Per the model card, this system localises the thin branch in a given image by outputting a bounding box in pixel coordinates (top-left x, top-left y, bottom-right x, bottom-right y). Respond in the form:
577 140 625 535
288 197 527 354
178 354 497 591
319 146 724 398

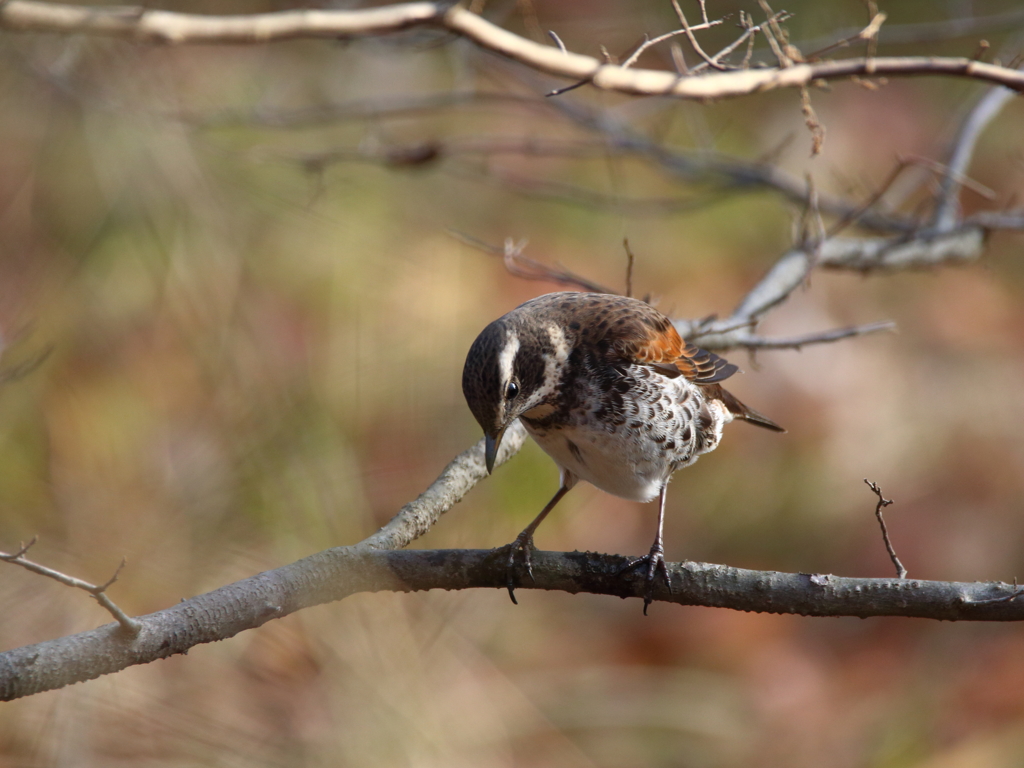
0 541 141 634
447 165 709 216
1 2 1023 99
805 11 887 60
620 17 724 70
688 10 781 74
800 87 826 156
547 29 566 54
691 321 896 352
448 231 617 294
865 479 907 579
934 65 1023 231
756 0 793 68
623 238 635 298
670 0 729 71
826 158 915 238
798 6 1024 53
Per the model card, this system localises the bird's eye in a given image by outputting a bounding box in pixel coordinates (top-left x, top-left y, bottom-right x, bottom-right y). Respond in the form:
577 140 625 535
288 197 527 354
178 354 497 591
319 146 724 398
505 381 520 400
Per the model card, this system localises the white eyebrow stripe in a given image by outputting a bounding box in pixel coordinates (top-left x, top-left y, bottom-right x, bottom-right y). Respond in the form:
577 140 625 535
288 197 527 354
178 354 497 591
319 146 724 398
497 331 520 390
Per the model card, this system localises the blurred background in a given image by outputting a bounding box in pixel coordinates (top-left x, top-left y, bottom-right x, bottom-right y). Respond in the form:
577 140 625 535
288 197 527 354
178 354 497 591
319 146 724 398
1 0 1024 765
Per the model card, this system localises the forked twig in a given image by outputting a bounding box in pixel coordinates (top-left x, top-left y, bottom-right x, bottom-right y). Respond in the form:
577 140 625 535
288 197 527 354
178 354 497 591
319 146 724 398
449 230 616 294
0 538 141 634
671 0 729 71
865 479 907 579
621 17 724 70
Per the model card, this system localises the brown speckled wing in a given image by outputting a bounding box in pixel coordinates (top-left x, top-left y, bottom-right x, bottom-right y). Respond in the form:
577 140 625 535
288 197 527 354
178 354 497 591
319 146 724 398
602 301 738 384
526 292 780 429
526 292 738 383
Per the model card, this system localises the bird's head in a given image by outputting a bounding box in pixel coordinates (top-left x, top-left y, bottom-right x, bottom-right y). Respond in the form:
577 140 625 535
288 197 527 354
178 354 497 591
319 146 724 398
462 309 567 473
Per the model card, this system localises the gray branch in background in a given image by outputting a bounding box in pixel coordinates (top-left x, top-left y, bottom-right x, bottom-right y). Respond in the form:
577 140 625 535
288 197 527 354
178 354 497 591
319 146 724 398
686 225 986 351
934 68 1024 231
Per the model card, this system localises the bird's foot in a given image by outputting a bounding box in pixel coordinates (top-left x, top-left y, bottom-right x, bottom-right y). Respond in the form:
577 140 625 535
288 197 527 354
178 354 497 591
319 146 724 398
619 541 673 615
502 532 537 605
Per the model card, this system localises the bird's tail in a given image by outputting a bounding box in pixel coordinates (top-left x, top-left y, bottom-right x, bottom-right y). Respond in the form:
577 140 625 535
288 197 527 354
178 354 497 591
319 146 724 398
706 384 786 433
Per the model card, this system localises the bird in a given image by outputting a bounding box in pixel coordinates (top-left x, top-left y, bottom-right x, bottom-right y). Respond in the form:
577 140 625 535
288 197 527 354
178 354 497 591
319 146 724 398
462 291 784 613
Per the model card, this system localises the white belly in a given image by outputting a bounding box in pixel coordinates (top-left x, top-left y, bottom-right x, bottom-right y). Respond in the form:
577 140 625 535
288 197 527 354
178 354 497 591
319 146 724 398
522 421 669 502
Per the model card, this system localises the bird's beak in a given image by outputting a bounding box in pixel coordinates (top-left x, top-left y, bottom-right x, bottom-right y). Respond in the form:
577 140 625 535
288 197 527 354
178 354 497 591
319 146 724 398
484 427 506 474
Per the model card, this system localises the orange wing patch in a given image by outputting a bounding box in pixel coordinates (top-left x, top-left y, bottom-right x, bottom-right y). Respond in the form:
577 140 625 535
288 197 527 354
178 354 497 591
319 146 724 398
623 323 738 384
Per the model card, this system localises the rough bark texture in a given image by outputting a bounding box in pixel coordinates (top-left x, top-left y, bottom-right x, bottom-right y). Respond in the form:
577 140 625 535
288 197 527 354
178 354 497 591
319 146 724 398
4 547 1024 701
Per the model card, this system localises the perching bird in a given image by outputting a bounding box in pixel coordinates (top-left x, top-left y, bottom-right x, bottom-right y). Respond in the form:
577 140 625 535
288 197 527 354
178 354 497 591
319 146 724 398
462 292 784 612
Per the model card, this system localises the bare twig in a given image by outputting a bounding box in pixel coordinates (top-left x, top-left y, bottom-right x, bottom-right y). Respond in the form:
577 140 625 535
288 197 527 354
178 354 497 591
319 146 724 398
546 79 592 97
623 238 635 298
688 10 781 74
448 231 617 294
805 11 886 60
796 173 826 268
800 87 826 156
691 321 896 352
670 0 729 71
826 159 914 238
865 479 907 579
757 0 793 68
798 7 1024 54
669 41 688 74
740 12 758 69
934 64 1023 231
1 3 1023 99
547 29 566 54
620 16 723 70
0 540 141 634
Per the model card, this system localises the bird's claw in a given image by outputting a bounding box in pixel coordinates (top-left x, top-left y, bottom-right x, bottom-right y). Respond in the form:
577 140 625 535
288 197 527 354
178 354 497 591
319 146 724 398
619 542 673 615
504 532 536 604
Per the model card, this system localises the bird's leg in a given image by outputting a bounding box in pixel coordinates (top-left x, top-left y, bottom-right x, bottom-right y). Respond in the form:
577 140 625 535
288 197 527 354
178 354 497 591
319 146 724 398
505 484 571 604
620 485 673 615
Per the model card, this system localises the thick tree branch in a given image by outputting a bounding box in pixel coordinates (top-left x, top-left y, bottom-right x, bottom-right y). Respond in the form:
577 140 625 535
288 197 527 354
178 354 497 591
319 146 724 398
2 2 1024 99
5 546 1024 701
